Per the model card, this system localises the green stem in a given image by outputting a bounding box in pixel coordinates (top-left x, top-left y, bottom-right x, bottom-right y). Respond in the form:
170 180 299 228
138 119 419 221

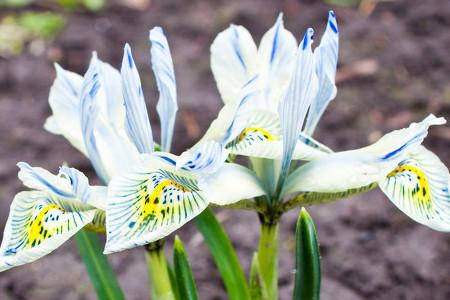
257 221 279 300
145 242 176 300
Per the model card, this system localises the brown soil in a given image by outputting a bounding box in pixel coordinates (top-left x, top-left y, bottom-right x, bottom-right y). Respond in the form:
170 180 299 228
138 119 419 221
0 0 449 299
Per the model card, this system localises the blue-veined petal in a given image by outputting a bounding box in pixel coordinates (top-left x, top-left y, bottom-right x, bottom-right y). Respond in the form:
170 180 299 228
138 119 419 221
177 141 229 174
211 24 258 104
44 64 87 155
105 154 208 253
305 10 339 136
80 55 110 183
121 44 154 154
380 146 450 231
278 28 318 181
282 115 446 196
258 13 297 104
0 191 95 272
150 27 178 152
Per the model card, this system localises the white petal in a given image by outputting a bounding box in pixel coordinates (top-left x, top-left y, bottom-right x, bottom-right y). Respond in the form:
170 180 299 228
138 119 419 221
44 64 87 156
278 28 318 177
0 191 95 272
200 163 266 205
211 24 258 104
150 27 178 152
80 56 110 183
177 141 228 175
305 11 339 135
105 154 207 253
257 13 297 104
283 115 446 196
380 146 450 231
121 44 154 154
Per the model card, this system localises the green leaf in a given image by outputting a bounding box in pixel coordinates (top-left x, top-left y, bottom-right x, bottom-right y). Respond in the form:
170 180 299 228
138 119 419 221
166 259 181 300
293 208 321 300
74 229 125 300
249 253 269 300
194 208 250 300
17 12 65 40
173 236 199 300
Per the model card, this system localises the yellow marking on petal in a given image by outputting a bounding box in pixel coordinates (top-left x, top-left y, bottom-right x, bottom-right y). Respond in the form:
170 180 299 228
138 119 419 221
134 179 190 229
27 204 64 248
238 127 275 142
387 165 431 208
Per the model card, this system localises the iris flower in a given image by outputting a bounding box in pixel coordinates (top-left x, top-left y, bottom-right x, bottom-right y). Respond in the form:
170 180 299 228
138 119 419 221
200 11 450 230
0 162 103 271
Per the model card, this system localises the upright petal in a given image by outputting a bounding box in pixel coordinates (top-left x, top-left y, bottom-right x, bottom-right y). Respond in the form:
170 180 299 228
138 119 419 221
305 11 339 135
121 44 154 154
150 27 178 152
211 24 258 104
105 154 208 253
258 13 297 104
0 191 95 272
278 28 318 180
44 64 87 156
380 146 450 231
80 56 110 183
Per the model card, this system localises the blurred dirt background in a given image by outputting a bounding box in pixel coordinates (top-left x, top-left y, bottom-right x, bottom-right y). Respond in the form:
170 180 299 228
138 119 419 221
0 0 449 299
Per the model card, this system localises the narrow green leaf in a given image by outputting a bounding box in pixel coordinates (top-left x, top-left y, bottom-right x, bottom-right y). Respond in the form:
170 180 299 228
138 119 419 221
166 259 181 300
249 252 269 300
74 229 125 300
194 208 251 300
173 236 199 300
293 208 321 300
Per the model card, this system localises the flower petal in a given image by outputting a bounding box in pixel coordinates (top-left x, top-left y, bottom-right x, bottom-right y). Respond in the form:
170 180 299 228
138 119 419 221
380 146 450 231
283 115 446 196
80 56 110 183
44 64 87 156
305 11 339 135
258 13 297 104
278 28 318 177
211 24 258 104
150 27 178 152
0 191 95 272
200 163 266 205
177 141 228 175
105 154 208 253
121 44 154 154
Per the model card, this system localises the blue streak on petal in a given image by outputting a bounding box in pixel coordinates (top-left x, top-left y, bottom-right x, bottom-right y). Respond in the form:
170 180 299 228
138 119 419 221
270 14 283 64
150 27 178 152
121 43 154 154
231 25 246 69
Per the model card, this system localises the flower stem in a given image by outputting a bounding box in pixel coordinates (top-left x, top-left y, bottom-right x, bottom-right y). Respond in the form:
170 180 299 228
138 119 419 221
145 241 176 300
257 221 279 300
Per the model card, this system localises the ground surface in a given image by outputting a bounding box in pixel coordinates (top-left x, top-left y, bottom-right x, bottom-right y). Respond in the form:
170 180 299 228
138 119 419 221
0 0 449 299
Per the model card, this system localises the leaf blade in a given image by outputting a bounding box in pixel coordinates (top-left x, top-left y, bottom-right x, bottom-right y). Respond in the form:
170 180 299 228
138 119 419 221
173 236 199 300
74 229 124 300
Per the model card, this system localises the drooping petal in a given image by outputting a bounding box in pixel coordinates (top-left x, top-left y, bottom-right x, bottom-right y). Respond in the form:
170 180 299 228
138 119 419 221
304 11 339 136
17 162 89 201
258 13 297 104
360 114 446 161
0 191 95 272
105 154 208 253
278 28 318 179
211 24 258 104
121 44 154 154
200 163 266 205
282 115 446 196
177 141 228 175
80 56 110 183
44 64 87 156
150 27 178 152
380 146 450 231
